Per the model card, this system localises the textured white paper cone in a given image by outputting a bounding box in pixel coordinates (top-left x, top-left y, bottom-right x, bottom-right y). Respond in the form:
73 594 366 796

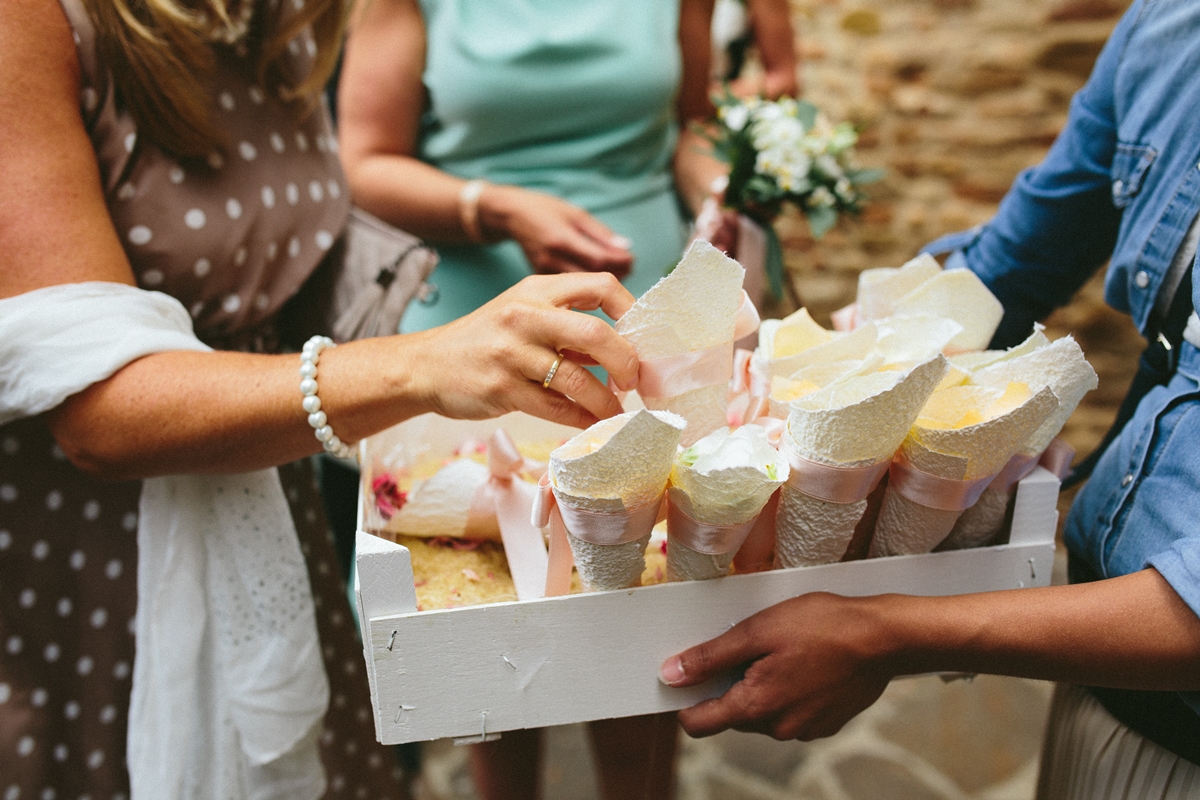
937 336 1096 549
869 385 1058 557
773 356 949 567
567 530 653 590
774 487 867 567
941 485 1012 550
869 491 961 556
386 459 498 539
667 541 736 581
617 240 745 444
550 409 685 591
665 426 787 580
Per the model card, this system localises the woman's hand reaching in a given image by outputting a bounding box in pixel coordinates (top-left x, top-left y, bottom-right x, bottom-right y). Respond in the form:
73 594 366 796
479 184 635 278
410 272 640 429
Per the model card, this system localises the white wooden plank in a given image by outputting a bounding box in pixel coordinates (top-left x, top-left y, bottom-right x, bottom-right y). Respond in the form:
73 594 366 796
365 539 1054 744
1008 466 1060 548
354 531 418 736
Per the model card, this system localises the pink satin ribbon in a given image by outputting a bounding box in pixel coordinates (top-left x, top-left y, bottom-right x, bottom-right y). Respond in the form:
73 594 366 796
1038 437 1076 480
531 474 665 596
665 499 758 556
986 452 1037 495
468 430 549 601
887 456 993 512
781 438 890 505
731 348 755 395
988 436 1077 493
637 292 760 399
831 302 859 332
638 342 735 398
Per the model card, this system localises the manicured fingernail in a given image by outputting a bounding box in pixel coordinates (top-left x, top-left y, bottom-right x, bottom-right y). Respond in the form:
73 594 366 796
611 234 633 249
659 656 685 685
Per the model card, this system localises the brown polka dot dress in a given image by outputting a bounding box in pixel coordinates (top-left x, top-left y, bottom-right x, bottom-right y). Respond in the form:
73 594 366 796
0 3 407 799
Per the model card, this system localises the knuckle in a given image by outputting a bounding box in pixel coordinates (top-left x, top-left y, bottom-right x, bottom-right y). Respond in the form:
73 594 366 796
542 392 578 422
685 646 714 678
558 364 591 398
573 316 609 349
494 303 525 331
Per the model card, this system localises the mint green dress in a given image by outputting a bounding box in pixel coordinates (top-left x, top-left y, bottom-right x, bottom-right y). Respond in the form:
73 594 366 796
401 0 689 332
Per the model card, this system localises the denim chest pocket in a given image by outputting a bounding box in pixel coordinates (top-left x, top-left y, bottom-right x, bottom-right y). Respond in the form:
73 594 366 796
1110 142 1157 208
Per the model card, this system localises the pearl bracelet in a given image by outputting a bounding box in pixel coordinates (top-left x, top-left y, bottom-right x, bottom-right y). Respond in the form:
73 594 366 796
299 335 359 462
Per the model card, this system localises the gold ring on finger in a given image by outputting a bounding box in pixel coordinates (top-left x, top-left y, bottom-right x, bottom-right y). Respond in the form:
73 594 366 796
542 352 564 389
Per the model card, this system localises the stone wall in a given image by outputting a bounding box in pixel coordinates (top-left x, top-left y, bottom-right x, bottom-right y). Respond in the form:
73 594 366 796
767 0 1142 458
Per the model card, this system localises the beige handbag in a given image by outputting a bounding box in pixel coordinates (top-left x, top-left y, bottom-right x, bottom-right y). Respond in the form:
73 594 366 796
326 206 439 342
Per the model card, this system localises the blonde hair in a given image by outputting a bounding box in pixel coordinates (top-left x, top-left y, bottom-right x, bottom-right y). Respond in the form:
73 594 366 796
85 0 347 159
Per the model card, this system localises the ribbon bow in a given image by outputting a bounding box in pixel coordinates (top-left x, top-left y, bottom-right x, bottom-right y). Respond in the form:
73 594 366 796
470 430 549 601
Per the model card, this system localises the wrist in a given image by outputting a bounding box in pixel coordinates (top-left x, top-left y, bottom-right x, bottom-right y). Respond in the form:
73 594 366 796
458 179 488 243
474 182 522 243
856 594 933 678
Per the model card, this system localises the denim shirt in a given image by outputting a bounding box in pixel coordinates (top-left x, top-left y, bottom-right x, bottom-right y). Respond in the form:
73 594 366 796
925 0 1200 348
923 0 1200 714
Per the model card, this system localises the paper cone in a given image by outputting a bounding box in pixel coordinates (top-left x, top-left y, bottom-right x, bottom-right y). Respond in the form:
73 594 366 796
756 321 878 391
889 269 1004 353
386 459 501 540
617 240 746 446
774 355 948 567
549 409 685 590
666 426 788 580
856 254 942 323
870 383 1059 557
942 335 1097 549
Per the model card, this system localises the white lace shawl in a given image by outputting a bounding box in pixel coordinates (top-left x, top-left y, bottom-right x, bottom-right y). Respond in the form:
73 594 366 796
0 283 329 800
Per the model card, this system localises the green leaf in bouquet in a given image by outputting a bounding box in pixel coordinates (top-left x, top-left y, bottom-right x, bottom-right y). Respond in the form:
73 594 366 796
795 99 819 131
806 205 839 239
848 167 886 185
745 174 784 202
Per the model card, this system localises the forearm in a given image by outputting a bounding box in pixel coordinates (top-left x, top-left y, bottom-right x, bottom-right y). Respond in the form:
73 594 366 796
344 153 477 244
748 0 799 99
46 334 436 480
880 569 1200 691
674 126 728 218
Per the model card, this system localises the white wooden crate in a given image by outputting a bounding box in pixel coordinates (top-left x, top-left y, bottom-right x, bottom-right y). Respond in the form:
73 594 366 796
353 414 1059 746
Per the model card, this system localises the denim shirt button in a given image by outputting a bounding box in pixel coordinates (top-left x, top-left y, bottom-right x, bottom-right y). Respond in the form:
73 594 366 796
1135 270 1151 289
1121 472 1134 487
1112 179 1125 199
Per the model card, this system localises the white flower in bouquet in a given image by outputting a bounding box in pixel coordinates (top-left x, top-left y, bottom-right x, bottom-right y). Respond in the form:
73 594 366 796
706 93 884 298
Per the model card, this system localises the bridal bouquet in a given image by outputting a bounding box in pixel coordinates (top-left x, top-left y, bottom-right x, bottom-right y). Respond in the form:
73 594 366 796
708 94 883 299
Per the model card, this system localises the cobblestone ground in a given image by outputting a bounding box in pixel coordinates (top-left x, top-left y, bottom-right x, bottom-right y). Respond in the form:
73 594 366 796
413 673 1054 800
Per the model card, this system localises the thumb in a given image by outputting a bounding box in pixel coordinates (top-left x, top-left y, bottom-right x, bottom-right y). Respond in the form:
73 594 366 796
659 624 761 688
